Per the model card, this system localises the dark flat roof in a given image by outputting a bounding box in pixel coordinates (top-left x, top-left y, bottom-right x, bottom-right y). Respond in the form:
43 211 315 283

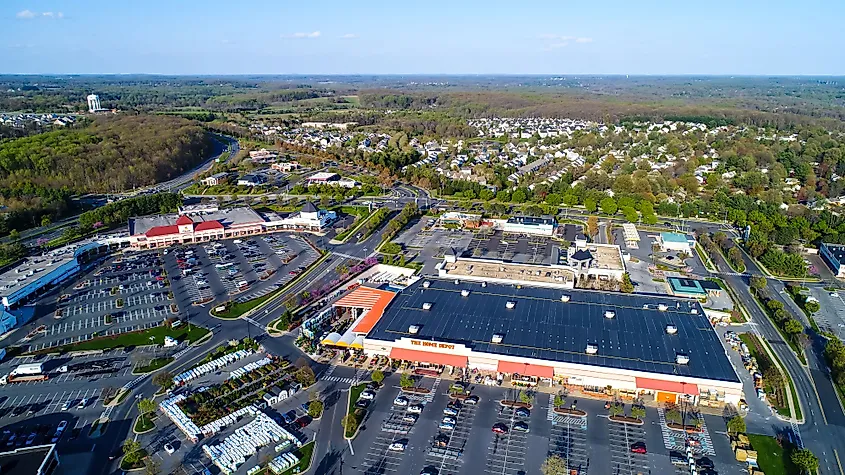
823 242 845 266
0 445 53 475
368 279 739 383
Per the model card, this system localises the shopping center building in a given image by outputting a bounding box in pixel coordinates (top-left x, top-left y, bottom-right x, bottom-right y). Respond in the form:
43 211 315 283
333 278 743 406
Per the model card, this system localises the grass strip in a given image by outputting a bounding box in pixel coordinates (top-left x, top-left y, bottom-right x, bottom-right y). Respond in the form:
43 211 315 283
29 325 209 355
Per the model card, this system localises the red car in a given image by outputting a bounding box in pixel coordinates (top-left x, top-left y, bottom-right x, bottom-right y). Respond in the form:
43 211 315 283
630 442 647 454
492 423 508 434
295 416 312 428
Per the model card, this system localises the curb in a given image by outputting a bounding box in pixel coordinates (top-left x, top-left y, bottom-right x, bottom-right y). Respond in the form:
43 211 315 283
132 415 157 435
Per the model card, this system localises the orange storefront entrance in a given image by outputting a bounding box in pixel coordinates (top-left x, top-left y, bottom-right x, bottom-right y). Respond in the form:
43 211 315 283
389 347 468 368
656 391 678 404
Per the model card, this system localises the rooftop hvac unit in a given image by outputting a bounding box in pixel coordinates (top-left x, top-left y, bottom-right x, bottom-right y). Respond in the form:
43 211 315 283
481 282 487 287
423 281 431 288
604 310 616 319
422 302 433 310
461 289 470 297
676 354 690 365
454 279 460 285
560 295 571 302
505 301 516 309
491 333 504 344
690 308 698 314
409 325 420 334
585 344 598 355
658 304 669 311
665 324 678 335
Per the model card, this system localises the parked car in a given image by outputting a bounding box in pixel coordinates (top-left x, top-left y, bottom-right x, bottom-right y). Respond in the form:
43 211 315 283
295 416 312 428
420 467 439 475
402 414 418 423
359 390 376 400
443 406 459 416
60 401 72 411
164 443 175 455
492 423 508 434
513 421 529 432
463 395 480 405
515 407 530 417
25 433 37 445
355 399 370 409
282 410 297 424
441 417 456 425
407 404 424 414
388 441 406 452
438 421 456 430
77 398 89 409
631 442 647 454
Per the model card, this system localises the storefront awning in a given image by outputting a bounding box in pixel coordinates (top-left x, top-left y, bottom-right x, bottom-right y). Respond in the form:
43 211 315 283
497 360 554 379
334 287 397 334
389 347 468 368
321 332 342 346
350 335 365 350
635 377 698 395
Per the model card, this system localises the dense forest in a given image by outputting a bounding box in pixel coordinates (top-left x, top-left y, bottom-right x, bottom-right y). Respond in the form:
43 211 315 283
0 114 212 234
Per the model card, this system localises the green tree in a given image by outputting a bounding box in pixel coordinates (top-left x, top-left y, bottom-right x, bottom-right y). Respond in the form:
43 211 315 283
511 189 527 203
399 373 414 389
152 371 174 391
805 300 820 313
342 413 358 431
122 439 143 465
308 400 324 418
553 394 564 408
727 415 746 434
371 370 385 385
584 197 597 212
622 206 639 222
630 405 646 421
784 318 804 339
144 457 161 475
790 448 819 472
600 197 618 215
608 402 624 417
40 215 51 227
518 391 532 404
545 193 562 206
749 276 767 294
137 398 156 415
620 273 634 293
540 454 568 475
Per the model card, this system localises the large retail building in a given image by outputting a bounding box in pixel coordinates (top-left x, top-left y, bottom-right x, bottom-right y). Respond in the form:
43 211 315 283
334 278 742 406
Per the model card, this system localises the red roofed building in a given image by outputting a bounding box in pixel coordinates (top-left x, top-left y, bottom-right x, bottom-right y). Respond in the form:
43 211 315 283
129 207 266 249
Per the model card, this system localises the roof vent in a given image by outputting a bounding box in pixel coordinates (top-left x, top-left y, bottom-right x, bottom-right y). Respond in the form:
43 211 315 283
481 282 487 287
604 310 616 319
409 325 420 334
690 308 698 314
422 302 433 310
658 304 669 311
461 289 470 297
665 324 678 335
491 333 504 344
505 301 516 309
585 344 598 355
560 295 571 303
423 281 431 288
454 279 460 285
676 354 690 365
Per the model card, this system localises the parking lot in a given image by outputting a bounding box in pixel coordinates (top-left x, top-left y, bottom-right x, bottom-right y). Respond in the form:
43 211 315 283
806 286 845 339
165 233 319 309
25 252 176 352
344 373 747 475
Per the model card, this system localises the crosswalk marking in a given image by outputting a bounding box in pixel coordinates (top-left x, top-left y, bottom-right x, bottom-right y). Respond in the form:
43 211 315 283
322 376 355 384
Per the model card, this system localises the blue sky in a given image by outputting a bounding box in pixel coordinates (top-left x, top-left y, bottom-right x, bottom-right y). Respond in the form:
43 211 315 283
2 0 844 75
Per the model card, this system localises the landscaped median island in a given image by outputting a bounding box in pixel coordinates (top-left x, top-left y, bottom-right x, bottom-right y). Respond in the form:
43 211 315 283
27 323 210 355
132 356 174 374
343 383 368 439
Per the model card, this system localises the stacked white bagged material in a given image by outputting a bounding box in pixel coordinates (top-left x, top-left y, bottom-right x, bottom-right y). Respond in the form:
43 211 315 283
268 452 300 474
173 349 253 386
202 412 295 475
229 357 273 380
159 394 201 441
